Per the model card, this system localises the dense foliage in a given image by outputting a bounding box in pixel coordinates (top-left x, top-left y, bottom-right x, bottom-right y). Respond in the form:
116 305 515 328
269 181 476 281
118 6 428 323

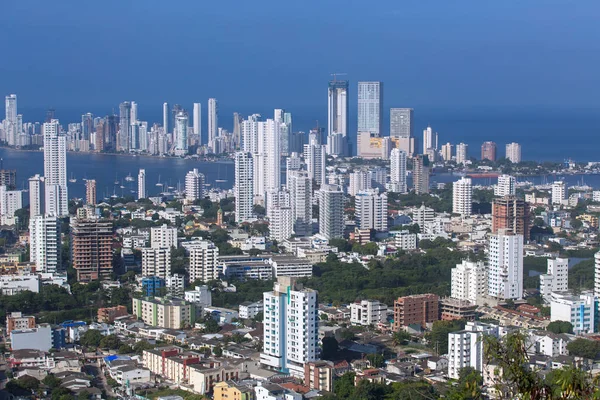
546 321 574 334
321 373 438 400
566 338 600 360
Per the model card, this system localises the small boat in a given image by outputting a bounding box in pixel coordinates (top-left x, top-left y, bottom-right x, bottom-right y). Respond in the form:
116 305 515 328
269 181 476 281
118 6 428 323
114 173 119 185
125 173 134 182
215 179 227 183
69 173 77 183
156 175 162 187
120 185 126 189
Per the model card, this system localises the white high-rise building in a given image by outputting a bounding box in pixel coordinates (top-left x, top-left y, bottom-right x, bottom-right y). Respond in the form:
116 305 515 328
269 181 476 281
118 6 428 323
348 171 372 197
235 152 254 223
390 108 413 138
451 260 487 303
595 251 600 297
355 190 387 232
261 277 318 377
43 119 68 216
304 143 326 186
193 103 202 139
494 174 516 197
185 168 204 203
288 170 312 237
441 142 453 161
286 153 302 176
453 177 473 216
327 79 349 157
551 292 598 335
151 224 178 249
448 322 501 379
141 247 172 279
29 175 43 219
389 148 407 193
357 82 383 136
241 114 261 153
318 184 344 240
540 257 569 299
350 300 388 326
269 206 293 242
174 111 188 156
456 143 468 164
208 98 218 152
488 230 524 300
5 94 17 146
551 181 567 205
130 101 138 123
188 240 219 283
29 216 60 274
505 142 521 163
138 169 146 200
162 102 169 134
254 119 281 197
0 186 22 225
422 126 433 154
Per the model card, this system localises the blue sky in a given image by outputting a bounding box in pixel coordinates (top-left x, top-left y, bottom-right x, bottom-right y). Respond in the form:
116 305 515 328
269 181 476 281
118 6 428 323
1 0 598 112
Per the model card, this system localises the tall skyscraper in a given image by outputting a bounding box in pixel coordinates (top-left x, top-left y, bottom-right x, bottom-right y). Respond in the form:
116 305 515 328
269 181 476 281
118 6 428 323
422 126 434 154
481 141 497 161
43 120 68 216
81 113 93 143
505 142 521 163
28 175 43 219
261 277 319 377
174 111 188 156
327 79 349 156
441 143 453 161
138 169 146 200
355 190 388 232
492 196 530 240
357 82 383 137
390 108 413 138
488 230 523 300
552 181 567 205
452 178 473 216
288 170 312 236
5 94 17 146
208 98 218 152
142 247 172 279
234 152 254 223
254 119 281 197
85 179 97 206
304 143 326 187
495 174 516 197
412 155 430 194
71 216 113 282
241 114 261 153
456 143 469 164
233 112 242 149
193 103 202 139
318 184 344 239
162 102 169 134
130 101 138 122
118 102 131 152
188 240 220 283
30 216 61 274
185 168 205 202
389 148 407 193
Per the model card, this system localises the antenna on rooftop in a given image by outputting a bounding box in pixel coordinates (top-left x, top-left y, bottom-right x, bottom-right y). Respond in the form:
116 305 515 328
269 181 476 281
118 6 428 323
330 73 347 82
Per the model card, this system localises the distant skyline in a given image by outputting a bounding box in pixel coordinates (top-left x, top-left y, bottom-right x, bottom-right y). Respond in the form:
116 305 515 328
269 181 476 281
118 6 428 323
1 1 599 110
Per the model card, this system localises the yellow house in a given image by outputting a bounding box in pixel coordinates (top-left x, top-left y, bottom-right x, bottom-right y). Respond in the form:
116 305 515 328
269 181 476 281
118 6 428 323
213 381 254 400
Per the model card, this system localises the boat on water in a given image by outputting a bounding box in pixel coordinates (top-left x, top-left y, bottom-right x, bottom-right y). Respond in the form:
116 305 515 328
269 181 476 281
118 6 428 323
155 175 162 187
125 173 135 182
69 173 77 183
215 179 227 183
120 185 126 189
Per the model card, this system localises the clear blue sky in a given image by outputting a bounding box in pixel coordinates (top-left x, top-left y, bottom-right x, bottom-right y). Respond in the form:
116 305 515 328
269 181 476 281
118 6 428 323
1 0 598 111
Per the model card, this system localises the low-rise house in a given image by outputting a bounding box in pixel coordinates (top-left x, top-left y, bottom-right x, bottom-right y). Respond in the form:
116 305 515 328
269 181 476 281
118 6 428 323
254 382 302 400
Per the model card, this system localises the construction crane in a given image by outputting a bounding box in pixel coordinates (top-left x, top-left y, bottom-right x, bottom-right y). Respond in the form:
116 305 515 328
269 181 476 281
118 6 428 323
330 72 347 82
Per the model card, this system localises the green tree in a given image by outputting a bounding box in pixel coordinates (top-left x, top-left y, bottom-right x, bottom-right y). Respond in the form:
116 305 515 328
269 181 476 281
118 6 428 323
133 340 155 354
99 334 121 349
333 372 356 399
79 329 103 347
366 353 385 368
546 320 574 334
43 374 61 389
446 367 483 400
391 330 411 346
566 338 600 360
426 320 466 354
213 346 223 357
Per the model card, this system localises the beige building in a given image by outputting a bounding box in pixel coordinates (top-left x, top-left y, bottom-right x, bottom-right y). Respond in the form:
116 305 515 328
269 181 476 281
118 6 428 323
133 297 195 329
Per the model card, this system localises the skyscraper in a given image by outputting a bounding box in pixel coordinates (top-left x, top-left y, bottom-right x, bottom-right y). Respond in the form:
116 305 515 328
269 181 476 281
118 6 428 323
233 112 242 149
5 94 17 146
492 196 530 240
390 108 413 138
193 103 202 139
412 155 429 194
441 143 453 161
452 178 473 216
28 174 43 219
288 170 312 236
208 98 218 152
327 79 349 156
162 102 169 134
174 111 188 156
357 82 383 137
138 169 146 200
318 184 344 239
389 148 407 193
422 126 434 154
355 190 388 232
118 102 131 152
481 141 497 161
304 142 326 187
30 216 61 274
241 114 261 153
130 101 138 122
71 216 113 282
85 179 97 206
552 181 567 205
505 142 521 163
488 230 523 300
43 120 68 216
456 143 469 164
261 277 319 377
495 174 516 197
254 119 281 197
185 168 205 202
234 152 254 223
81 112 93 143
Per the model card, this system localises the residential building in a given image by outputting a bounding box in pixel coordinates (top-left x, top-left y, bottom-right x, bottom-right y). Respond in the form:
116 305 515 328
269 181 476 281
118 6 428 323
254 383 302 400
261 277 319 377
495 174 516 197
487 230 524 300
390 108 413 139
355 190 388 231
208 98 218 152
327 79 349 156
11 326 53 352
213 381 254 400
552 181 567 205
304 361 334 392
235 152 254 223
174 111 188 156
481 141 497 161
43 119 68 216
540 258 569 299
254 118 281 197
448 321 501 379
413 204 435 228
287 170 312 236
451 260 487 303
393 230 417 250
269 205 293 242
595 251 600 297
317 184 345 240
441 142 452 161
185 168 205 202
505 142 521 163
166 273 185 297
412 155 429 194
6 312 35 335
141 276 165 297
184 285 212 306
304 142 326 186
193 102 202 138
188 240 219 283
71 217 113 282
138 169 146 199
0 186 22 225
97 305 128 323
151 224 178 249
551 292 598 335
85 179 96 206
350 300 388 326
393 294 439 329
0 274 40 295
348 171 372 197
422 125 434 154
239 300 263 319
29 215 61 274
268 256 313 278
389 148 407 193
492 196 530 240
357 82 383 136
452 177 472 216
118 102 131 152
28 174 43 219
456 143 468 164
141 247 172 279
133 297 195 329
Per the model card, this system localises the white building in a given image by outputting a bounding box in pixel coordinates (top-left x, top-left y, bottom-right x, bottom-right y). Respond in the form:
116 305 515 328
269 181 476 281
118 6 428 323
261 277 318 377
268 256 313 278
235 152 254 223
43 119 68 216
448 321 501 379
389 148 407 193
393 230 417 250
422 125 434 154
355 190 387 232
29 216 61 274
0 186 22 225
138 169 146 199
207 98 218 152
287 170 312 237
174 111 188 156
269 206 293 242
28 174 43 219
487 230 523 300
551 181 567 205
141 247 172 279
527 331 571 357
193 102 202 138
5 94 17 146
254 383 302 400
595 251 600 297
151 224 178 249
550 292 598 335
505 142 521 163
347 171 372 197
494 174 516 197
318 184 345 240
239 300 263 319
0 274 40 295
539 258 569 299
452 178 472 217
166 273 185 297
350 300 388 326
357 82 382 136
254 118 281 197
185 168 205 203
11 326 53 352
304 142 326 187
451 260 487 303
188 240 219 283
412 204 435 229
455 143 468 164
184 285 212 306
